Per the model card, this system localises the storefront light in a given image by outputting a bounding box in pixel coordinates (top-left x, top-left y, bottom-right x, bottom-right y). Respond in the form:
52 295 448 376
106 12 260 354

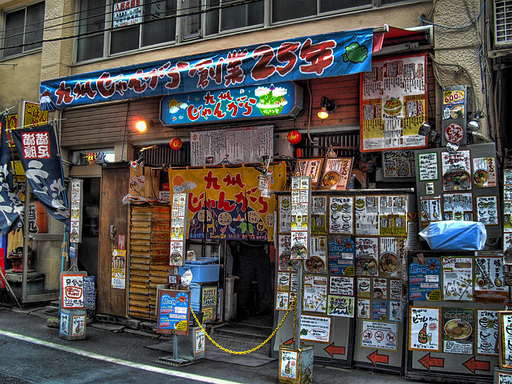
135 119 153 133
317 96 337 119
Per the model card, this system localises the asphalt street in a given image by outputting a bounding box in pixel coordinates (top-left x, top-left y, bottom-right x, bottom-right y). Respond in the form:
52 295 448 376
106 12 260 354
0 305 437 384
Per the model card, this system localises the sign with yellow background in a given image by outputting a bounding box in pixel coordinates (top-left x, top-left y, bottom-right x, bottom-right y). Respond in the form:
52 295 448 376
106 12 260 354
169 162 287 242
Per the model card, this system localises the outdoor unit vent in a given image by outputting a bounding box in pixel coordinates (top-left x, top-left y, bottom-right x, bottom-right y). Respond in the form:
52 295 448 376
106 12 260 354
495 0 512 46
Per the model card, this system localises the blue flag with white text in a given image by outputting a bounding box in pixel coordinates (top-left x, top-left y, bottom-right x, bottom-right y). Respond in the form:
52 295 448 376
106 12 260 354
0 114 23 234
11 124 70 230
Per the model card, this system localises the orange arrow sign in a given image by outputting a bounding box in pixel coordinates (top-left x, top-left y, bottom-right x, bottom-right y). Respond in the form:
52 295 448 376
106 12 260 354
324 342 346 357
419 353 444 369
284 338 294 345
368 351 389 365
463 357 490 373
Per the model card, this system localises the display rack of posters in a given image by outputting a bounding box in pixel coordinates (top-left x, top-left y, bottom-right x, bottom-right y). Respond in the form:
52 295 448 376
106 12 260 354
360 54 428 152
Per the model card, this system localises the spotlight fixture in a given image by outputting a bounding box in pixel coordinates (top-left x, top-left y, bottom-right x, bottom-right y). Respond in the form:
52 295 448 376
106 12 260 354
317 97 337 119
135 119 153 133
418 122 431 136
466 119 480 132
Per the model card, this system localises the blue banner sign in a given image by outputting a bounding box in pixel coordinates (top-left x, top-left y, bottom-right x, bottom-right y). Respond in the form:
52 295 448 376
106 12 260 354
161 82 302 125
40 28 374 110
157 290 190 335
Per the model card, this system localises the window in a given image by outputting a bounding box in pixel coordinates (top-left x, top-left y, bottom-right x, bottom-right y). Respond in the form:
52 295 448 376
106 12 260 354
75 0 425 62
2 2 45 58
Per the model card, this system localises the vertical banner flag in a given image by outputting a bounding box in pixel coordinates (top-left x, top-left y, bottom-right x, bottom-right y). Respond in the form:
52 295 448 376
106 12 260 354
11 124 70 229
0 114 23 234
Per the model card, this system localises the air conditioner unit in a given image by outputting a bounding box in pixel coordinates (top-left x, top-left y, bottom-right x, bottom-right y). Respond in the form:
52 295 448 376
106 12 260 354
495 0 512 46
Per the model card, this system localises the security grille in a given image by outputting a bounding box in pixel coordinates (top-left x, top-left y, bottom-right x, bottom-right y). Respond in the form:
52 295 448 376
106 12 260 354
136 143 190 167
495 0 512 46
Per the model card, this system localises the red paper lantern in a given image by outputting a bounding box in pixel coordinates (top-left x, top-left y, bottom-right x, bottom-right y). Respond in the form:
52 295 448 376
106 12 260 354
287 130 302 145
170 137 182 150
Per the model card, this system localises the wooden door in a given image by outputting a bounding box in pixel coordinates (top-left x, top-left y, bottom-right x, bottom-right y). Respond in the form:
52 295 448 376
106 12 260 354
97 164 129 316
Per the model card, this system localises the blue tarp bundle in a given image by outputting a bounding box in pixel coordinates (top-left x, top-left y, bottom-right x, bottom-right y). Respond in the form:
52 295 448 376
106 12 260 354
419 221 487 251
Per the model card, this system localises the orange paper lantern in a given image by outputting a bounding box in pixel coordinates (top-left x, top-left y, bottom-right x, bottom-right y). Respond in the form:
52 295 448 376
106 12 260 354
170 137 182 150
287 130 302 145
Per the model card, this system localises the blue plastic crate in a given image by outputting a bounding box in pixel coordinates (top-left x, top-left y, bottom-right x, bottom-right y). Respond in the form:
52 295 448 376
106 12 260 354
179 263 220 283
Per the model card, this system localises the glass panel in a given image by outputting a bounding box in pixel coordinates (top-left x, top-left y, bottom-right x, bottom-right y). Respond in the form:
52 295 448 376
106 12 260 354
205 0 219 36
142 0 177 46
320 0 371 13
79 0 106 34
272 0 316 23
221 0 263 31
76 34 104 61
25 2 45 50
4 9 24 57
182 0 201 40
110 25 139 54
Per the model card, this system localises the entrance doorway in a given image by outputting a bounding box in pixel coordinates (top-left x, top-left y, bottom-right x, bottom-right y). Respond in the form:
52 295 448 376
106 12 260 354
79 177 100 278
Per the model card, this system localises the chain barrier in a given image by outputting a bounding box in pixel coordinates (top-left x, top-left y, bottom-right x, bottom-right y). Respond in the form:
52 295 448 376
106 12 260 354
189 296 298 355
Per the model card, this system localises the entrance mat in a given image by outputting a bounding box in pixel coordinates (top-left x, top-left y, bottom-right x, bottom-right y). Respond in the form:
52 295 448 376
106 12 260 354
203 349 276 367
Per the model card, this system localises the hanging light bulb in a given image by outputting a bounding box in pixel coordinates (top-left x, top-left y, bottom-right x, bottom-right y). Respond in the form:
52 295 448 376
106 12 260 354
317 96 337 119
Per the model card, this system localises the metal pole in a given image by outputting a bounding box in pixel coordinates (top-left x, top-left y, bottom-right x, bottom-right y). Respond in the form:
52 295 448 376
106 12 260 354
295 259 303 350
22 180 30 304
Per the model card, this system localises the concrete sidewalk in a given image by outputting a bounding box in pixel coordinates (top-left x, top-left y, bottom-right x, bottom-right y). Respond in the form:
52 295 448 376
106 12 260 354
0 303 437 384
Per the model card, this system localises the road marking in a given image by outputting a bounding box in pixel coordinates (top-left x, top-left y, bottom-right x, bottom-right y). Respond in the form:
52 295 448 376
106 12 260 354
0 329 241 384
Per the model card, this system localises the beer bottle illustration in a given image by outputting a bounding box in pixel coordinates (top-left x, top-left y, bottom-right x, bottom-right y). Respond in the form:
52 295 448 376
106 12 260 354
418 323 428 344
285 360 291 375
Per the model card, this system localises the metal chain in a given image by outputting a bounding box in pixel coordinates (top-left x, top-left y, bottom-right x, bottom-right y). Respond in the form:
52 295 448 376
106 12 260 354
190 296 297 355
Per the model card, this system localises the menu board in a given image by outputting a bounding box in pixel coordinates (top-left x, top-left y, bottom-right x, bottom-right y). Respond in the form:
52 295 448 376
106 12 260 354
504 169 512 247
311 196 327 234
190 125 272 166
290 176 310 260
360 54 428 152
157 290 190 335
441 150 472 192
328 239 355 276
329 196 354 234
417 152 439 181
354 194 408 236
476 309 498 356
306 236 328 274
277 234 297 272
318 158 353 190
379 237 405 278
409 306 441 351
278 195 292 234
382 150 416 179
303 274 328 313
442 307 474 354
327 295 354 317
474 253 509 302
355 237 379 276
294 158 324 189
473 156 497 188
442 257 473 301
170 193 188 266
476 196 499 225
499 311 512 368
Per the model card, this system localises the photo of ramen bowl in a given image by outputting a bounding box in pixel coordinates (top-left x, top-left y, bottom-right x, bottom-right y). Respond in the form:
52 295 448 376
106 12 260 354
443 169 471 190
305 256 325 273
450 104 464 119
473 169 488 187
355 198 365 210
322 171 339 188
380 252 398 274
291 244 307 259
383 98 403 117
444 319 472 341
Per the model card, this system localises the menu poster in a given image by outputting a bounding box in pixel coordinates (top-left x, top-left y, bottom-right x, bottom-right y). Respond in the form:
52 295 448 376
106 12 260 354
389 300 403 322
277 272 291 291
300 314 331 343
357 298 371 319
476 196 499 225
303 274 328 313
419 196 442 225
379 195 408 236
329 276 354 296
290 273 299 292
409 258 441 301
306 236 328 274
276 291 290 311
278 235 298 272
499 311 512 368
355 196 379 236
442 257 473 301
327 295 354 317
443 193 473 221
389 279 403 300
442 307 474 355
328 239 355 276
476 310 498 355
441 149 472 192
379 237 405 278
360 54 428 152
383 150 415 179
329 196 354 234
372 300 387 320
278 195 292 233
373 278 388 299
357 277 371 298
417 152 439 181
311 196 327 234
291 231 308 260
318 158 353 190
504 201 512 233
295 158 324 189
409 306 441 351
498 372 512 384
473 157 497 188
355 237 379 276
474 255 509 302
